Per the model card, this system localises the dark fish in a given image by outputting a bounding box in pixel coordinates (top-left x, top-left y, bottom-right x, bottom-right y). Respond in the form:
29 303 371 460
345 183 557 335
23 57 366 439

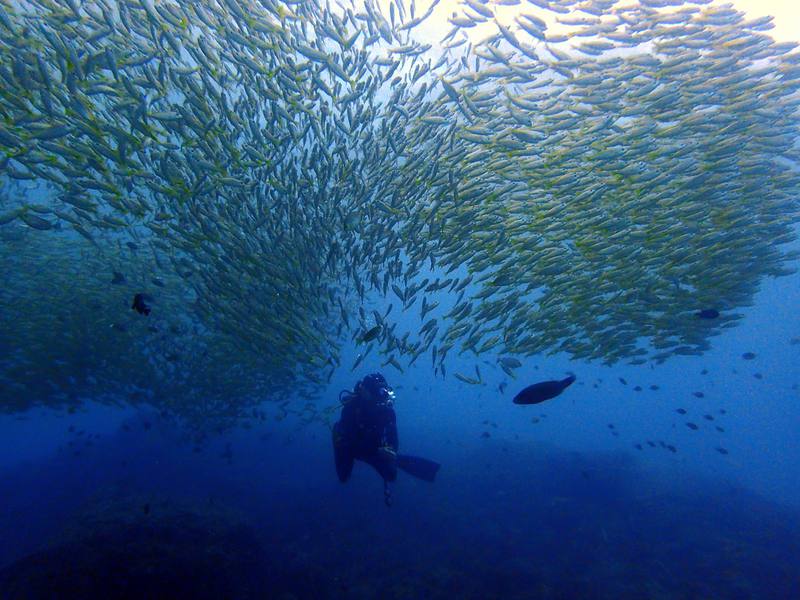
716 426 725 432
111 322 127 333
646 441 656 447
634 385 642 391
132 293 151 316
719 409 727 415
498 382 507 394
360 325 381 342
634 443 643 450
531 417 540 424
619 377 627 385
676 408 687 415
742 352 756 360
753 373 763 380
143 503 150 515
608 423 615 429
513 375 576 405
151 277 165 287
666 445 677 453
701 369 708 375
695 308 719 319
481 431 490 438
649 385 659 390
111 271 126 284
703 414 714 421
715 447 729 455
686 422 699 430
693 391 704 398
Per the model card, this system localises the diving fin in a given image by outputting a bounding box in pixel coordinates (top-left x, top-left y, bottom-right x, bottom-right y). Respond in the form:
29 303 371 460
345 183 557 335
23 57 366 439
396 454 440 482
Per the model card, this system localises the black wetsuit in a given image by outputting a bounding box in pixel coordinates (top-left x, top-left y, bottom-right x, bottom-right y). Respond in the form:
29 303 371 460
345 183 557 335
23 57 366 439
333 393 398 482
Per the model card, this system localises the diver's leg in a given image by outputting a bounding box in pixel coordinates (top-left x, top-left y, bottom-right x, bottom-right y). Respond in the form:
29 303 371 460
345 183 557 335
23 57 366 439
363 450 397 482
332 423 354 482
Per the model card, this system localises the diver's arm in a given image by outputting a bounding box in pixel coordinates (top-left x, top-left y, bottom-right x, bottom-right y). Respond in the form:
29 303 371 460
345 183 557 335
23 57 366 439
338 400 357 439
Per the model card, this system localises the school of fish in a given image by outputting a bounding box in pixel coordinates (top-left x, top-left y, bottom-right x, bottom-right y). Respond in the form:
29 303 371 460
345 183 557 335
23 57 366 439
1 0 799 421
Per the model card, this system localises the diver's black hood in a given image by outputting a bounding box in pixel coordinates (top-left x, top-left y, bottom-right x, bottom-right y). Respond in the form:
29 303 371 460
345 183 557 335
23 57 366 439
358 372 394 404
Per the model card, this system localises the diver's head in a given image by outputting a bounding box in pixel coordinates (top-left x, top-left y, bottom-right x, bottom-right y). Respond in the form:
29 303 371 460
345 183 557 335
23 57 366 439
356 372 395 405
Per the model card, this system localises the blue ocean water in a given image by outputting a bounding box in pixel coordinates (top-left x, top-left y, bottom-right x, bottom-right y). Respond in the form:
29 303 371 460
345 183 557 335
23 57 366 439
0 239 798 599
1 0 800 597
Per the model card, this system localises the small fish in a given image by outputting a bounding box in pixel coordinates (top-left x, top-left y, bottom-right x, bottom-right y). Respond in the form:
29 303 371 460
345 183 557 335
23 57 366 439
112 271 126 284
686 422 699 430
649 385 659 390
701 369 708 375
753 373 763 380
742 352 756 360
715 447 729 455
481 431 490 438
666 445 677 453
143 503 151 515
513 374 576 405
703 414 714 421
151 277 165 287
498 382 507 394
693 391 704 398
360 325 381 342
676 408 687 415
618 377 627 385
499 357 521 369
695 308 719 319
646 441 656 448
132 293 152 316
715 426 725 432
634 385 642 391
634 443 642 450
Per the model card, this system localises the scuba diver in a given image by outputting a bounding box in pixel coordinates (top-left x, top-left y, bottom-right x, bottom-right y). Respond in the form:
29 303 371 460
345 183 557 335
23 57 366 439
333 373 440 506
